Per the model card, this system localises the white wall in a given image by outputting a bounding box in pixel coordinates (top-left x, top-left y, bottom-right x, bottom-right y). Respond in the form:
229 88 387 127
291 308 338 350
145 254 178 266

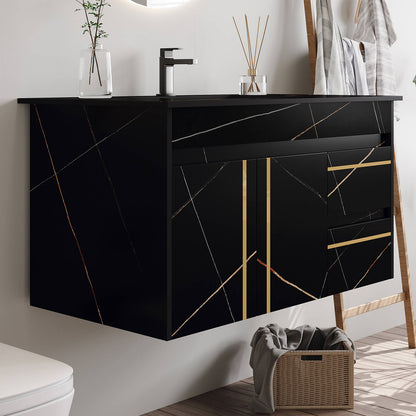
1 1 416 415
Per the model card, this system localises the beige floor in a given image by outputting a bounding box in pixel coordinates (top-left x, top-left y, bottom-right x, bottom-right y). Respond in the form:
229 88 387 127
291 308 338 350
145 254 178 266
143 324 416 416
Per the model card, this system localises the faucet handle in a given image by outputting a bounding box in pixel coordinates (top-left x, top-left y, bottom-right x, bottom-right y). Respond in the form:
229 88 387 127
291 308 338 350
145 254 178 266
160 48 181 58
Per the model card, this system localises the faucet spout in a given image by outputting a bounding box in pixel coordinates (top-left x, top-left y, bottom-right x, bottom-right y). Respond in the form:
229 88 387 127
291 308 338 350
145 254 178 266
164 58 198 66
159 48 198 96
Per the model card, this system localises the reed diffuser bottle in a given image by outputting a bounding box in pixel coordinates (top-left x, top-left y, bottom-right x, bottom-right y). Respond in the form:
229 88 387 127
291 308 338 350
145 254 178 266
233 15 269 96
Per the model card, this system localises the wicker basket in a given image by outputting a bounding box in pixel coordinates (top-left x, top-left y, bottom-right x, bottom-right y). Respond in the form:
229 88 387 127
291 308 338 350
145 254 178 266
273 341 354 410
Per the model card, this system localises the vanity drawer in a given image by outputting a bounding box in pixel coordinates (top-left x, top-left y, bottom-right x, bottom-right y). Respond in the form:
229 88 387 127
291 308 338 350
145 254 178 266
322 219 393 297
327 147 392 221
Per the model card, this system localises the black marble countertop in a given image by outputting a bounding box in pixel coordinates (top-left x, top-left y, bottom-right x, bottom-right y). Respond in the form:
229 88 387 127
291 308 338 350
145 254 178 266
17 94 402 108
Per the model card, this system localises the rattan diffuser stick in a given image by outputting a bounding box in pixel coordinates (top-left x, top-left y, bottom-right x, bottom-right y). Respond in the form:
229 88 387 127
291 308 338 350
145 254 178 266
233 14 270 93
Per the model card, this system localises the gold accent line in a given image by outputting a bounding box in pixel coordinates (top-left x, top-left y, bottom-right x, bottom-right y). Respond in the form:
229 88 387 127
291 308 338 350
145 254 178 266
171 251 257 337
257 259 318 300
327 142 385 198
266 158 271 313
328 160 391 172
290 102 351 141
353 242 392 289
328 232 391 250
242 161 248 320
34 105 103 324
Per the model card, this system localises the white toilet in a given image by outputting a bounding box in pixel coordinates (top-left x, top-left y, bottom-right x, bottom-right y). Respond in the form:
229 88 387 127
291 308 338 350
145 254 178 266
0 343 74 416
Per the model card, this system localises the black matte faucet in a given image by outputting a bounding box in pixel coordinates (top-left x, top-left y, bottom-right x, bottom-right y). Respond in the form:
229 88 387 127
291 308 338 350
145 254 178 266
159 48 198 96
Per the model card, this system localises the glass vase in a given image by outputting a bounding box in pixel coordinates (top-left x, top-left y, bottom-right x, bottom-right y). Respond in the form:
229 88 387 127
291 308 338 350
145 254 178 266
240 74 267 96
79 44 112 99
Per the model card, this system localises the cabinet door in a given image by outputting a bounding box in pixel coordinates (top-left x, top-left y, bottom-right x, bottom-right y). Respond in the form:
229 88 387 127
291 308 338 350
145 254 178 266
256 154 328 314
324 146 393 296
323 219 392 297
171 160 256 338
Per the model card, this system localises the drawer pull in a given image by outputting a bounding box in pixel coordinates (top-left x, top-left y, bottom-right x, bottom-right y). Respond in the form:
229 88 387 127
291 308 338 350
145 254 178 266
328 232 391 250
328 160 391 172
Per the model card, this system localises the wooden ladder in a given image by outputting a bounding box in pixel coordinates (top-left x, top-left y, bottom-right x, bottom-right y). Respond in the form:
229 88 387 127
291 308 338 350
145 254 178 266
303 0 416 348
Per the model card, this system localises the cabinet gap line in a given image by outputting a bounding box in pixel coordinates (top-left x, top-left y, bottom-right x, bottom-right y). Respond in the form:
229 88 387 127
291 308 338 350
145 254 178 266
34 105 104 325
372 102 382 134
308 104 319 138
30 108 150 193
327 141 386 198
180 166 235 323
272 158 326 205
171 104 299 143
290 102 351 141
257 259 318 300
242 160 248 321
266 158 271 313
172 163 229 219
353 242 392 289
83 106 144 275
320 225 367 297
171 251 257 337
327 154 347 216
351 210 384 224
329 230 350 291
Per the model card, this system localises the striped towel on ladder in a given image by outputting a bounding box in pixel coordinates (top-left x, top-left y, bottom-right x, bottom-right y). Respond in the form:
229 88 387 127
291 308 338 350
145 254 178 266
353 0 397 95
314 0 348 95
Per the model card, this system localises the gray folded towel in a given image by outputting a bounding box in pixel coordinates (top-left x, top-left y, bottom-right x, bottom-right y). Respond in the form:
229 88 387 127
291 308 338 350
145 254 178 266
249 324 355 414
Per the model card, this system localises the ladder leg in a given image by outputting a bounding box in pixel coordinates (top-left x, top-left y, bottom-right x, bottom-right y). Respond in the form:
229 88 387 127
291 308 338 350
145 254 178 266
394 154 416 348
303 0 317 87
333 293 346 330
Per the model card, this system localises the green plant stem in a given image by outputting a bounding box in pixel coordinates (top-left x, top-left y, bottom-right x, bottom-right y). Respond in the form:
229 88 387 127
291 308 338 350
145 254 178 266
80 0 103 86
91 1 103 73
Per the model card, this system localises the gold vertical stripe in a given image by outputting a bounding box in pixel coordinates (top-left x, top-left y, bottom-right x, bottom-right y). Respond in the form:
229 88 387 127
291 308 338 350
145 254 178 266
266 158 271 313
242 160 247 320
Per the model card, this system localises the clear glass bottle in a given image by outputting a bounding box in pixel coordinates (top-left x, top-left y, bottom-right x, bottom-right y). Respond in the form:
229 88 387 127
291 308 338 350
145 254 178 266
79 44 112 99
240 72 267 96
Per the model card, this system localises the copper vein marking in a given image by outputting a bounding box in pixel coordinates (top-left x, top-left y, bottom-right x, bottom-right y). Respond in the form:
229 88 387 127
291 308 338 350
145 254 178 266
172 162 229 219
372 102 382 134
327 141 385 198
84 106 144 274
376 102 386 133
31 108 150 192
329 230 349 290
353 242 392 289
171 251 257 337
290 102 351 141
257 258 318 300
319 224 368 298
308 104 319 139
34 105 103 324
172 104 299 143
327 154 346 216
272 158 326 205
180 166 235 322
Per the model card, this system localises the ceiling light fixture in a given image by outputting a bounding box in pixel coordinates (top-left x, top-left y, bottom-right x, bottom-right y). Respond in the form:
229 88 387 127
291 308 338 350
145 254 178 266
131 0 189 7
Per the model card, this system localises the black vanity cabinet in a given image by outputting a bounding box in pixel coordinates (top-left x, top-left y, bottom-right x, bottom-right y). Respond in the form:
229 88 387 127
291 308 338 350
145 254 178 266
19 95 399 340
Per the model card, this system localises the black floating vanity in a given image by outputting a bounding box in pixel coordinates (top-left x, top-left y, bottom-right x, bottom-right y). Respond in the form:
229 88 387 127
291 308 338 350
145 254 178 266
18 94 400 340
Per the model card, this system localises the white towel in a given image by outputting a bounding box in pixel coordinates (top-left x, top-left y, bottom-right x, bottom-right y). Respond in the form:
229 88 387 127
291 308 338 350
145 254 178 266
353 0 397 95
314 0 348 95
342 38 369 95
